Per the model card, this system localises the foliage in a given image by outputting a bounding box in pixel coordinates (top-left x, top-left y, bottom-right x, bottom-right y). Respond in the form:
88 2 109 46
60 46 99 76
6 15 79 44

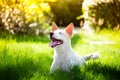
0 30 120 80
0 0 55 36
48 0 83 26
89 0 120 30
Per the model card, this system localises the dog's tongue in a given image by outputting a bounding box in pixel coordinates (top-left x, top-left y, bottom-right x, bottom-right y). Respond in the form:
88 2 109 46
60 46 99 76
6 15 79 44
50 40 62 48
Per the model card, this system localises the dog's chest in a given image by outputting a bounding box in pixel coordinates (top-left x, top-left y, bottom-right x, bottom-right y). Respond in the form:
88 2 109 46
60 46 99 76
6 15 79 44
53 44 85 71
55 51 78 65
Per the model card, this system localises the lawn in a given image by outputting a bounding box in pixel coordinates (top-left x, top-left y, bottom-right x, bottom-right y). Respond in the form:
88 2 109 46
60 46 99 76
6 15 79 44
0 30 120 80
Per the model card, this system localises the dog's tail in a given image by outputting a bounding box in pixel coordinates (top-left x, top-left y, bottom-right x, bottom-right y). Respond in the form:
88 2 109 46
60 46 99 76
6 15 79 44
84 51 100 61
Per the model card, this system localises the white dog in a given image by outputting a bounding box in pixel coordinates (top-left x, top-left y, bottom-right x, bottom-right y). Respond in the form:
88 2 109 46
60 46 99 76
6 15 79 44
49 22 99 73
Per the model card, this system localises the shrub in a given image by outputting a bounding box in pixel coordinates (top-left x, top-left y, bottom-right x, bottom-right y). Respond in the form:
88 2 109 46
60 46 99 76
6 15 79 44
0 0 54 36
89 0 120 30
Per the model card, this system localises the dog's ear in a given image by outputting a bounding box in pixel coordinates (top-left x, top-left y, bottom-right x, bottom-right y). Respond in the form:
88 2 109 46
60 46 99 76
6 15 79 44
52 22 58 31
65 23 74 36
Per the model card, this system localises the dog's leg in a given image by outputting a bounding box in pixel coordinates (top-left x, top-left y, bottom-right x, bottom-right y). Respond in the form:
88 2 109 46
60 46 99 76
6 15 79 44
50 60 60 73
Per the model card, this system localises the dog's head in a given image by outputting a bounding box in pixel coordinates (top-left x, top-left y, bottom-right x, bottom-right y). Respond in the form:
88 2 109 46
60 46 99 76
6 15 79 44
49 22 74 48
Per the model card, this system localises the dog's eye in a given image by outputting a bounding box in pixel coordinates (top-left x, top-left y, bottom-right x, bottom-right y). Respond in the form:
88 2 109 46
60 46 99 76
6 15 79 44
59 32 62 34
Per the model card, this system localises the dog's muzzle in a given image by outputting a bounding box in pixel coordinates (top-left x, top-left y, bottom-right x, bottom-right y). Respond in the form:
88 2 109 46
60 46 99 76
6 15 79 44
49 32 63 48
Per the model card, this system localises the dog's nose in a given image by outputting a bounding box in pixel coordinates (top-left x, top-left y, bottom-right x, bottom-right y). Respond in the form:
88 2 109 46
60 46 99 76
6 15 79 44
50 32 54 38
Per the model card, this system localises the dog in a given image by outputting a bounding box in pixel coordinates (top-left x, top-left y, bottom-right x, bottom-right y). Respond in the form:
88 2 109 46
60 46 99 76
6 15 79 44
49 22 100 73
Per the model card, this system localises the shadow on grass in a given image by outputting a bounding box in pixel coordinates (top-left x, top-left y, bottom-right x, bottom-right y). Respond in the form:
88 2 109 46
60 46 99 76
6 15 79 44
0 59 38 80
15 35 50 43
51 66 86 80
86 62 120 80
0 32 50 43
51 62 120 80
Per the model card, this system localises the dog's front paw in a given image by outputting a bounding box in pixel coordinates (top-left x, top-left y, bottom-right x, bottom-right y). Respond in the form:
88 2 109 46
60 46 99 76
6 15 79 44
50 69 54 74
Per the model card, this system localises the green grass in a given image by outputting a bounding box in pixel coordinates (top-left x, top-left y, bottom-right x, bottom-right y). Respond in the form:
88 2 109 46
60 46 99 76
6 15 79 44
0 30 120 80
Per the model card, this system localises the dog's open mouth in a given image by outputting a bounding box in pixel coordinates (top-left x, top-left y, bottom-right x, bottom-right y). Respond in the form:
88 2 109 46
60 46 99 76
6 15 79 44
50 37 63 48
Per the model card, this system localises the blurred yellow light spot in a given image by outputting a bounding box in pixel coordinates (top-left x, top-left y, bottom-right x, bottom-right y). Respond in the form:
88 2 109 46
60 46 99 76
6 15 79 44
29 4 38 9
47 0 57 2
40 3 51 12
39 13 43 18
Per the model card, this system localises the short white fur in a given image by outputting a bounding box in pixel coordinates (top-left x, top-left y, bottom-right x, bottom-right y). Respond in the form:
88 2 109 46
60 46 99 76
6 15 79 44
50 22 100 73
